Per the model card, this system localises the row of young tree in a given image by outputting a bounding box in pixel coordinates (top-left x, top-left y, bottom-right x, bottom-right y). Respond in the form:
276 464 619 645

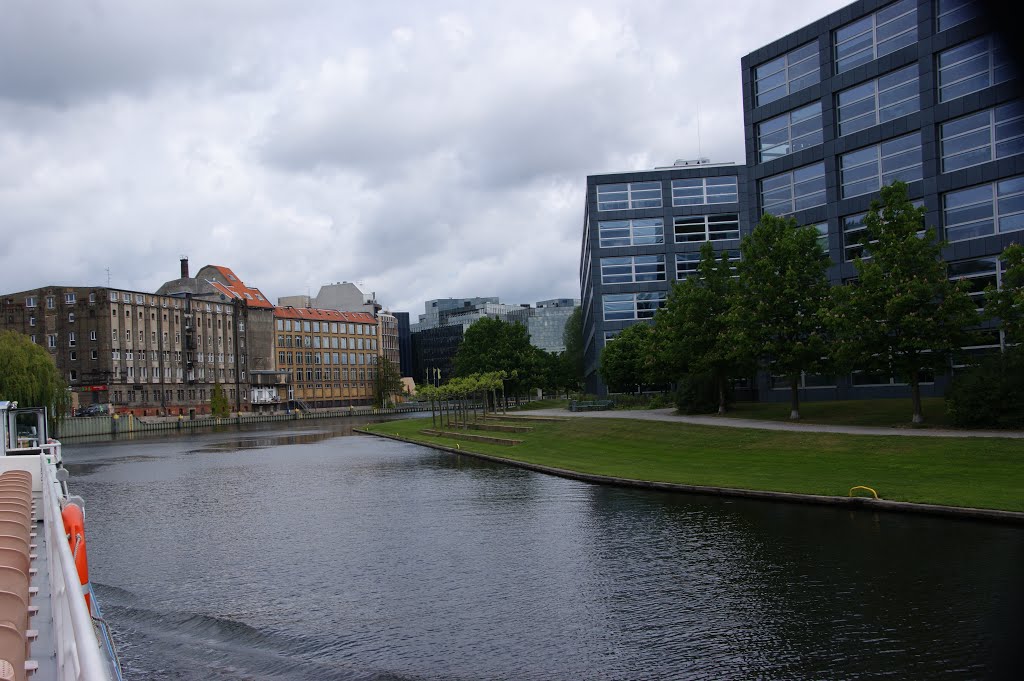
600 182 1024 425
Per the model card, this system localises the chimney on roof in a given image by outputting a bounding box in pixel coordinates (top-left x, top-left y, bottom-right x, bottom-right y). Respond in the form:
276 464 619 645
180 257 189 279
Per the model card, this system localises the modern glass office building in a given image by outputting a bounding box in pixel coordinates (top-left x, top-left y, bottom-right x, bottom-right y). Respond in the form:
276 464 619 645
581 0 1022 398
741 0 1021 399
581 161 747 395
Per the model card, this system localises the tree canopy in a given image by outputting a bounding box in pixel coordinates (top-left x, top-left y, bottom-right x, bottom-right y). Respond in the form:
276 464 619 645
560 306 584 392
599 322 653 393
453 317 538 394
985 243 1024 344
736 213 832 419
373 355 404 407
826 182 978 423
0 330 70 420
651 241 746 413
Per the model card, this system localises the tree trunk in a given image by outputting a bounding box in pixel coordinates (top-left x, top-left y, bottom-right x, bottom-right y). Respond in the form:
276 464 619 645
789 376 801 420
431 398 436 429
911 380 923 424
717 376 727 415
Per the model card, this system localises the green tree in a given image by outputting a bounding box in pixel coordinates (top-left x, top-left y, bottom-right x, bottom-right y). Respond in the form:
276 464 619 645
599 322 653 393
454 317 537 396
0 331 70 426
985 243 1024 343
373 355 403 407
827 182 979 424
210 382 230 418
737 214 832 420
652 242 746 414
560 306 584 392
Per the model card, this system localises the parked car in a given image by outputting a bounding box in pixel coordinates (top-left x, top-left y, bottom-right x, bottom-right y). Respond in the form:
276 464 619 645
76 404 109 417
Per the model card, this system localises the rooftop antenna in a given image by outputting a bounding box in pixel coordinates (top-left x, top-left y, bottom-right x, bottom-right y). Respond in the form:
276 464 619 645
105 268 111 287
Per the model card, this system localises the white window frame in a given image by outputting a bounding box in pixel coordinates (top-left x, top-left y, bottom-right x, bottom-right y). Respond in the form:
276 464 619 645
597 218 665 248
753 41 820 106
834 0 917 73
836 65 919 137
671 177 739 206
943 176 1024 243
673 214 740 243
760 162 826 216
938 35 1012 103
596 182 663 211
940 101 1024 173
600 255 667 284
840 132 923 199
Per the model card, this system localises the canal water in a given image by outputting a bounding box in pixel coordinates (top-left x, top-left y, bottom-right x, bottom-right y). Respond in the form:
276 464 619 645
63 419 1023 680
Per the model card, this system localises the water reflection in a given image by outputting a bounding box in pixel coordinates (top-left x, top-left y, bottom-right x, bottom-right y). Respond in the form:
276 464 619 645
63 423 1023 681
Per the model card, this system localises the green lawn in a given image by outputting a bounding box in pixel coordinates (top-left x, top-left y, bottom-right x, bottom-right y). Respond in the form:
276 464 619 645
366 415 1024 512
723 397 952 428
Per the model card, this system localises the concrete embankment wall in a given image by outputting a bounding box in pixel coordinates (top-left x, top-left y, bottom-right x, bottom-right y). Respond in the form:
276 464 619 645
56 404 429 440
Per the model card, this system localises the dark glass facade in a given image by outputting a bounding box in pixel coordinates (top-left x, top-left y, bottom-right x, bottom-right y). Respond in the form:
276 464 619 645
581 163 747 395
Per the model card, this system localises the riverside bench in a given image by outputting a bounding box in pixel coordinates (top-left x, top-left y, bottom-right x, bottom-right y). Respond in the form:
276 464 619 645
569 400 615 412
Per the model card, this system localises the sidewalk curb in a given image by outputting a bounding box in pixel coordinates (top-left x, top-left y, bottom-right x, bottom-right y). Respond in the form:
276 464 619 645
357 429 1024 526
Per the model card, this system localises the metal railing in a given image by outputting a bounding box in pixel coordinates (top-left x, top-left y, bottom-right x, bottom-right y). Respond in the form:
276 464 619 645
40 452 115 681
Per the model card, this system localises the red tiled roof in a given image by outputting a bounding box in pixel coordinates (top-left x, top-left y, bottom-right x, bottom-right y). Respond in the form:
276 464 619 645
205 265 273 308
274 306 377 324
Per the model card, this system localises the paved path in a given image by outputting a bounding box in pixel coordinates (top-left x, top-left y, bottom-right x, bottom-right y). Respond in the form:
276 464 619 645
523 407 1024 439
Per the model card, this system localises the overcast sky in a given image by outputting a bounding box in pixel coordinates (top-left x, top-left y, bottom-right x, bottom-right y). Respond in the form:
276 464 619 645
0 0 850 316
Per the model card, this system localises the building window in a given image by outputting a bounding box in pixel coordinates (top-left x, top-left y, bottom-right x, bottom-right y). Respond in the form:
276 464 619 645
68 313 75 323
70 370 77 381
943 176 1024 242
597 218 664 247
46 296 55 309
68 332 76 347
600 256 667 284
596 182 662 211
89 329 97 341
47 334 56 349
28 316 35 327
948 257 1000 310
25 296 36 308
938 36 1013 102
760 162 826 215
810 223 829 253
69 351 77 361
602 292 668 321
940 101 1024 172
673 214 740 242
65 293 76 304
675 250 740 279
837 65 919 137
840 132 922 198
754 41 820 106
757 103 823 162
834 0 917 73
843 200 924 260
91 350 98 360
936 0 979 32
671 177 738 206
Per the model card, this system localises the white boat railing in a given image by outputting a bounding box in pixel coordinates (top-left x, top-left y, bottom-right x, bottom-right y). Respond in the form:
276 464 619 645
40 452 114 681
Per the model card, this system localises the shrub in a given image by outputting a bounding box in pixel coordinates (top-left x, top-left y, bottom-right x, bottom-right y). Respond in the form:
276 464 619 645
674 373 729 414
945 349 1024 428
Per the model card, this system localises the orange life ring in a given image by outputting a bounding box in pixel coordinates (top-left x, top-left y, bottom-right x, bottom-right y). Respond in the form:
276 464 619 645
61 503 92 611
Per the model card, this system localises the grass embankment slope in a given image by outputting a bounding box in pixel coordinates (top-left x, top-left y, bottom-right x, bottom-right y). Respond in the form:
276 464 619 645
366 415 1024 512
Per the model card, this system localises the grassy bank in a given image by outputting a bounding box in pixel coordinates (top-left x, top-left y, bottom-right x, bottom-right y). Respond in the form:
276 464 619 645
365 415 1024 512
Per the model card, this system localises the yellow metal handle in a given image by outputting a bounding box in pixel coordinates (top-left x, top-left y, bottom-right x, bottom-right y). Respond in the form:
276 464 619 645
848 485 879 499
